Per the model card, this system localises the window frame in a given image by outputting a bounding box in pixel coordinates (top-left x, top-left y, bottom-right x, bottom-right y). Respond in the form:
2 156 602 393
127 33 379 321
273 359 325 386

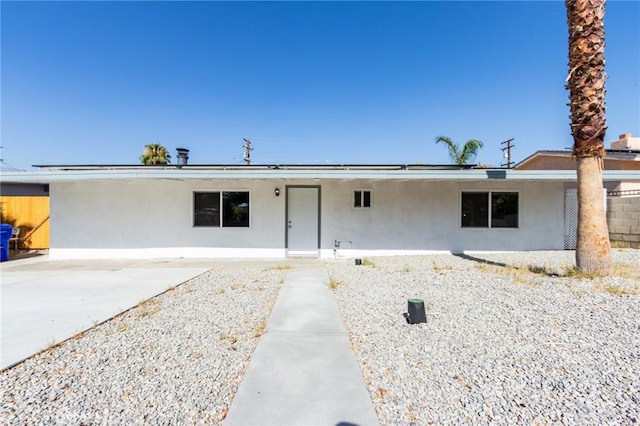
193 190 251 228
353 189 372 209
460 190 519 229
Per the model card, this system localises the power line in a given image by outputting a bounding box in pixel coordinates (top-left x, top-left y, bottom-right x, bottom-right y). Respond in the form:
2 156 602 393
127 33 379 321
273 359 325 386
0 146 21 171
242 138 253 165
500 138 515 168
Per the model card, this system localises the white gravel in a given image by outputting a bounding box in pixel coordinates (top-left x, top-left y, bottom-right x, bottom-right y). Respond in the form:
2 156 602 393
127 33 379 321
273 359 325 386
0 262 288 425
326 249 640 425
2 251 638 426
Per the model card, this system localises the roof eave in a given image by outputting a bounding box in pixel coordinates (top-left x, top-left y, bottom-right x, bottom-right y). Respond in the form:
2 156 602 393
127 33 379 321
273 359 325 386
2 168 638 184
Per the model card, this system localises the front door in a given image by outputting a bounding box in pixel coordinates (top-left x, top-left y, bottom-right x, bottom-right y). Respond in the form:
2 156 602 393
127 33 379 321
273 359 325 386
286 186 320 256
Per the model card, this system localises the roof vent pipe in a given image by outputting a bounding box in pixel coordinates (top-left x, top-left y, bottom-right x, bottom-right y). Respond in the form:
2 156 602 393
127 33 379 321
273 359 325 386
176 148 189 168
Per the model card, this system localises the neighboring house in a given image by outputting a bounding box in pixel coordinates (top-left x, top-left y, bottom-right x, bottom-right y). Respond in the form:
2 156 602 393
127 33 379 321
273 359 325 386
516 132 640 193
1 159 638 259
515 132 640 249
0 183 50 249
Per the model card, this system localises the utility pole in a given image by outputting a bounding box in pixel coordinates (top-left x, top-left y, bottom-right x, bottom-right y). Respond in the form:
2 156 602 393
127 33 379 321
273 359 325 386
500 138 515 168
242 138 253 165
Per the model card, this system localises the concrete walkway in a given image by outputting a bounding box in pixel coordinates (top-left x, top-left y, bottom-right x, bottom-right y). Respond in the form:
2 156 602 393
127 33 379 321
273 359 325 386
224 263 380 426
0 255 211 370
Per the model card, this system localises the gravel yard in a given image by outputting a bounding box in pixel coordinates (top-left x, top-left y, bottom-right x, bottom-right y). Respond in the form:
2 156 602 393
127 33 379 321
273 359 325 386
327 249 640 425
0 263 287 425
1 251 638 425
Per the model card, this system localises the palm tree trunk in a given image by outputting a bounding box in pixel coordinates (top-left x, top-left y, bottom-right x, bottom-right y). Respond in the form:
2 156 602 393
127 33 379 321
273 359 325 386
566 0 612 275
576 156 612 273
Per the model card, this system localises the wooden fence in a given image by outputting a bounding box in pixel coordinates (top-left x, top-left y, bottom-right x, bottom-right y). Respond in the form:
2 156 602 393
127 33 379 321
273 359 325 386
0 196 50 249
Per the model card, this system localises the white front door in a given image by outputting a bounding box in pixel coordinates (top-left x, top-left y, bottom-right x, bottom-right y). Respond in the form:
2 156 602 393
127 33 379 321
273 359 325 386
287 187 319 256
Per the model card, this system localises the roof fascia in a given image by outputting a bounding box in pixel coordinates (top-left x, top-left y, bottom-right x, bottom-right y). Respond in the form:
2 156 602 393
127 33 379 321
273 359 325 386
1 168 638 184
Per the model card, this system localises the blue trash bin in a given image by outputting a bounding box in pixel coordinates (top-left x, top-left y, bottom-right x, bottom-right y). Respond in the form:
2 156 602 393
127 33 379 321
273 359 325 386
0 224 13 262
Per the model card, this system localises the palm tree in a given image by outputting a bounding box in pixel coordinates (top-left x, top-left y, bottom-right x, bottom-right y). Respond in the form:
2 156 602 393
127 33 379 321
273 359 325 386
565 0 612 275
434 136 483 165
140 143 171 165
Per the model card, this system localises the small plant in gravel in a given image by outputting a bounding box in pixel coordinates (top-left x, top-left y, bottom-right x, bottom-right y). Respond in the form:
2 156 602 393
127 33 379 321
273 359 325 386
597 284 637 296
433 262 453 272
613 262 640 281
230 282 245 290
253 321 267 338
504 265 540 286
265 263 291 271
561 266 601 279
136 298 160 318
526 264 561 277
328 277 341 290
362 258 376 267
117 321 131 332
474 263 543 286
474 263 495 273
219 334 238 345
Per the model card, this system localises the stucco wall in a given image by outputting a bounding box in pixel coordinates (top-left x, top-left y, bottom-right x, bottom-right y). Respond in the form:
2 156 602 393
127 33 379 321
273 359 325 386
319 179 565 254
607 196 640 249
50 178 566 258
50 179 286 258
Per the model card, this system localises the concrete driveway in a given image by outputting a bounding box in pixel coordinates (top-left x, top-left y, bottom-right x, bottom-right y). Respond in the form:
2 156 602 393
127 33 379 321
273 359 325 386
0 255 212 370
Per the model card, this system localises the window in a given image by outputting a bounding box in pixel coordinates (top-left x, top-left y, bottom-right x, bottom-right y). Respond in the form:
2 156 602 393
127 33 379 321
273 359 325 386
490 192 519 228
354 190 371 208
194 192 250 227
461 191 518 228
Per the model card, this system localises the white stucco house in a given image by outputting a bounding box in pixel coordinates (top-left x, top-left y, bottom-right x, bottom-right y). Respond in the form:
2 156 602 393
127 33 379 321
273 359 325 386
1 162 638 259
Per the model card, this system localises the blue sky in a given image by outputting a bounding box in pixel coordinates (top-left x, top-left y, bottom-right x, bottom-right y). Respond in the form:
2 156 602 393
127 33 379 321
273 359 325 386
1 1 638 169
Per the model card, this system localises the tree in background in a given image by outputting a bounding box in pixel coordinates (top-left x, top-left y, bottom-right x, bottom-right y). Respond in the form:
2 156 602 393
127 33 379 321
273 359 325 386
140 144 171 165
434 136 484 165
565 0 612 275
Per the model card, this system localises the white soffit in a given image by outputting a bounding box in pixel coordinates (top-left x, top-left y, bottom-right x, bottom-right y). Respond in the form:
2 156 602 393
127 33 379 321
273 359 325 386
1 168 638 184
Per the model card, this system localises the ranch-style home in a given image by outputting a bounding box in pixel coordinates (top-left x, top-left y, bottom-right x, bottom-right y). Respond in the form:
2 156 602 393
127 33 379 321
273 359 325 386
2 161 638 259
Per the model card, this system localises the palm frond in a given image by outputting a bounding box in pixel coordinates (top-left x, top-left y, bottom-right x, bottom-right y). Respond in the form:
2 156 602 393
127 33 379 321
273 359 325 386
434 136 461 163
459 139 484 164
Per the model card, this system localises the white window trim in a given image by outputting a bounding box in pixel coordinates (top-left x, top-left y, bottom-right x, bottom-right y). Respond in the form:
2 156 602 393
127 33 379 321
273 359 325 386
353 189 372 209
193 190 252 228
459 190 520 230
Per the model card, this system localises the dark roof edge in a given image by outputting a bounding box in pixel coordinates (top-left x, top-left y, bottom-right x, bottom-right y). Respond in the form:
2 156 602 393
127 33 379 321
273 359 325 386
32 163 491 171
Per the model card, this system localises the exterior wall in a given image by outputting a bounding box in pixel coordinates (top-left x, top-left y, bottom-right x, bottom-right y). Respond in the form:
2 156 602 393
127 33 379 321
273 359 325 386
616 182 640 192
320 179 565 256
621 162 640 170
50 178 566 259
50 179 286 258
607 196 640 249
516 154 640 171
517 155 576 170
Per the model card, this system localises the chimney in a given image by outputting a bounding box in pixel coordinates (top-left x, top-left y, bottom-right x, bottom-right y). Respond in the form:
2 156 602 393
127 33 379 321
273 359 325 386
610 133 640 151
176 148 189 168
